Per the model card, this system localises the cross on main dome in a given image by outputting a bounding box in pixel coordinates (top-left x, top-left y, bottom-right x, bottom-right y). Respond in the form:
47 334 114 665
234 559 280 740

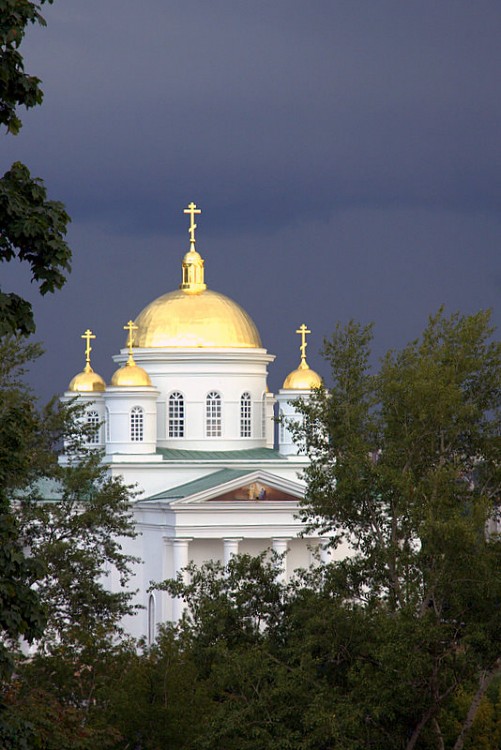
183 201 201 245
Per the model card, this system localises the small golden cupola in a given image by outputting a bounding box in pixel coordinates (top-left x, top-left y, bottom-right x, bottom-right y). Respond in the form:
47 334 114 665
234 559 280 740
111 321 152 387
68 329 106 392
282 324 322 390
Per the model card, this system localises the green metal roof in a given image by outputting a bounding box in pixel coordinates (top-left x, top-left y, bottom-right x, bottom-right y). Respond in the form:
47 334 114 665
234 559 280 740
146 468 253 502
20 477 64 501
156 447 286 462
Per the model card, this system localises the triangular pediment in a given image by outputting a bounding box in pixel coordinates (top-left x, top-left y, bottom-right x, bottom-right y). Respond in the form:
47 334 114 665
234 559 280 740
142 469 304 506
209 480 297 503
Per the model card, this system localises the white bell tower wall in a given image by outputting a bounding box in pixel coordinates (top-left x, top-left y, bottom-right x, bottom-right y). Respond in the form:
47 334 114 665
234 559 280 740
104 386 159 455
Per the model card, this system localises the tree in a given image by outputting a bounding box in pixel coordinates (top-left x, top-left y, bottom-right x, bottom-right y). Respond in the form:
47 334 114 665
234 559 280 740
1 0 71 336
19 448 139 655
153 556 377 750
291 309 501 749
0 336 138 657
99 628 211 750
0 338 48 684
0 337 139 748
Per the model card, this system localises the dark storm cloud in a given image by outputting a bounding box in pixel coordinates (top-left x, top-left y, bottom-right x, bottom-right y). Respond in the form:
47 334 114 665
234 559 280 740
10 1 501 228
2 1 501 404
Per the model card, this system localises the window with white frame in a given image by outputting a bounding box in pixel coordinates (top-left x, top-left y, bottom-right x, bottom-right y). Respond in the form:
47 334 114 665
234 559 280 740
240 392 252 437
130 406 144 442
206 391 222 437
168 392 185 438
86 409 100 444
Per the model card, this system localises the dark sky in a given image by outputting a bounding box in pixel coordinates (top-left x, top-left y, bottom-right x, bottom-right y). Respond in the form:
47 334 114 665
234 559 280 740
3 1 501 404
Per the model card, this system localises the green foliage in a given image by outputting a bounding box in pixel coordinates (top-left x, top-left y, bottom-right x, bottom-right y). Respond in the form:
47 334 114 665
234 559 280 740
0 0 71 336
2 647 125 750
0 338 47 682
441 680 501 750
290 309 501 748
19 450 140 654
101 629 211 750
0 512 45 681
0 337 139 746
0 162 71 336
0 0 53 135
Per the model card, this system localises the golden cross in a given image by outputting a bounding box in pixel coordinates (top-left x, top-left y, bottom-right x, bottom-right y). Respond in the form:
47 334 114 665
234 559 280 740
124 320 138 356
81 329 95 365
183 201 202 244
296 324 311 362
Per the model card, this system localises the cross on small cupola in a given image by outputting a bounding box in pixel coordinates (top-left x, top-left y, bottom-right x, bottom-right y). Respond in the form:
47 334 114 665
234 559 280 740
82 328 96 372
124 320 138 365
296 323 311 366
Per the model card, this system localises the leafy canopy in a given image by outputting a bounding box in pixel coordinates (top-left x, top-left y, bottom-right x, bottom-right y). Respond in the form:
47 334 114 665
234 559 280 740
0 0 71 336
290 308 501 749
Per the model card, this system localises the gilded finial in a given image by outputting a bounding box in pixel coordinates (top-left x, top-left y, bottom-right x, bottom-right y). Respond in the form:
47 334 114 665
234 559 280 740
111 319 152 387
68 329 105 392
296 324 311 368
180 202 207 293
123 320 138 365
183 201 202 245
282 323 321 389
81 329 96 373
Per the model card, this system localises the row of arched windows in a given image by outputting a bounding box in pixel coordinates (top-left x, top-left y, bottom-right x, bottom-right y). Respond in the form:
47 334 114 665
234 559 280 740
171 391 257 439
88 393 266 444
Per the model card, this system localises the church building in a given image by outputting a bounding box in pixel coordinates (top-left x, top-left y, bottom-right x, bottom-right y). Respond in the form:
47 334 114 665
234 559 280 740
62 203 328 641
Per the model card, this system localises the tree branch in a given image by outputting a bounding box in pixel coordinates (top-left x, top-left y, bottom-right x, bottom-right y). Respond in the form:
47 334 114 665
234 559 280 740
452 658 501 750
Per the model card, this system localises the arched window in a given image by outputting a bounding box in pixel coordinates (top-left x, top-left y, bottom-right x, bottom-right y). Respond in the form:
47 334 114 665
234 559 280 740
86 410 100 444
130 406 144 442
168 392 185 438
148 593 156 646
206 391 222 437
240 392 251 437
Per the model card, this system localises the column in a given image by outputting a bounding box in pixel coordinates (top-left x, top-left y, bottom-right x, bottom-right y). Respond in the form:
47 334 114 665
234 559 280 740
272 537 290 584
171 537 192 621
161 537 172 622
223 537 243 566
319 538 331 565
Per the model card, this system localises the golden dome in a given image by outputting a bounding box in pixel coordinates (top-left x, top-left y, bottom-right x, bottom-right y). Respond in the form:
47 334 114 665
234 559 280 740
132 288 262 348
130 203 262 349
68 364 106 393
111 358 152 387
283 361 322 390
